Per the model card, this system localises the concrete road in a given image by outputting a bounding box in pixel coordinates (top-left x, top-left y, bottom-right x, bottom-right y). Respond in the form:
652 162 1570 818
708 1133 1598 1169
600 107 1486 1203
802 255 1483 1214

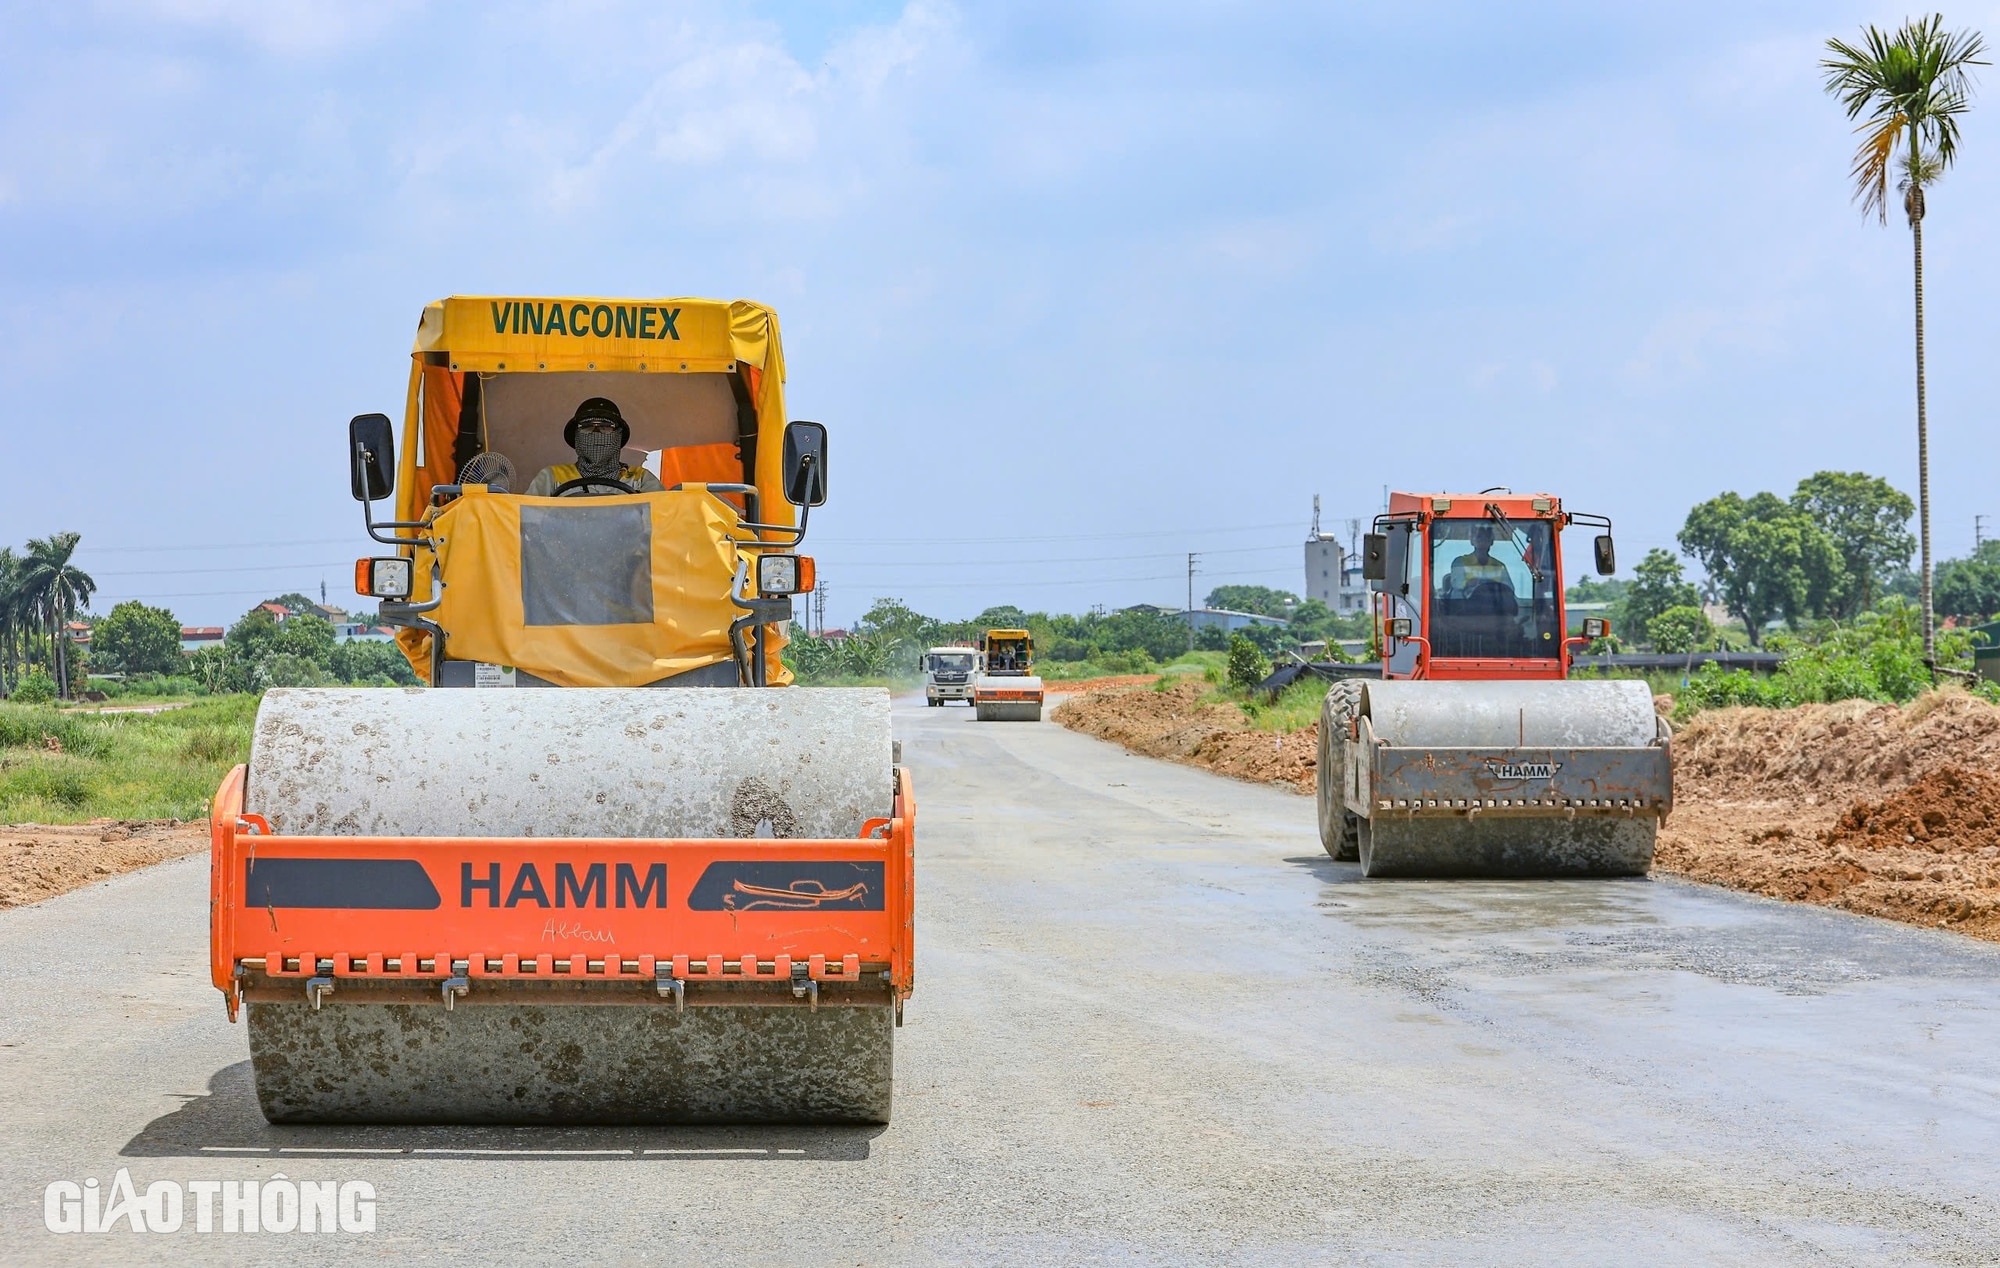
3 695 1999 1265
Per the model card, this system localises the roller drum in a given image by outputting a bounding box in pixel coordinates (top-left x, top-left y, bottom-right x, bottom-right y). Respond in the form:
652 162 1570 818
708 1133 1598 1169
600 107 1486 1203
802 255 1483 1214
246 687 892 839
238 686 897 1124
1351 679 1666 879
248 1002 893 1124
973 674 1044 722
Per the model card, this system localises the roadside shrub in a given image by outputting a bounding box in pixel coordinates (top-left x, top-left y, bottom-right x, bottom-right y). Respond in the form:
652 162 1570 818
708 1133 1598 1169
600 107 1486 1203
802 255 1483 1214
0 762 96 809
1226 634 1270 689
180 726 240 763
256 653 328 689
1675 598 1998 717
1094 649 1155 675
11 670 57 705
1647 605 1714 654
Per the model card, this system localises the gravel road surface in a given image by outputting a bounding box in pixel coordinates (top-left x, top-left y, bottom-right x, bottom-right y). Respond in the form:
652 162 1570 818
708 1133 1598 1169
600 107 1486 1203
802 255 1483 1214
2 695 1997 1264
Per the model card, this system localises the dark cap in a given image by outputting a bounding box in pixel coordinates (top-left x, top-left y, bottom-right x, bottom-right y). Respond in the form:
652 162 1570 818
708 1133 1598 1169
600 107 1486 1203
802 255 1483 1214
564 397 629 447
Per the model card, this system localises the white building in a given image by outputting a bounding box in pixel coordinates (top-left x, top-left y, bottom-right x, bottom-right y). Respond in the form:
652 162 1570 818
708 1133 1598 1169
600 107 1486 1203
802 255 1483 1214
1304 535 1369 613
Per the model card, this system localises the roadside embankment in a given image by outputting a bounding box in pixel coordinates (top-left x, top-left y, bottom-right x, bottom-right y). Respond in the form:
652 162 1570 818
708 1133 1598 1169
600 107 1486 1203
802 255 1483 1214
1054 680 1318 791
1054 683 2000 941
1 820 207 908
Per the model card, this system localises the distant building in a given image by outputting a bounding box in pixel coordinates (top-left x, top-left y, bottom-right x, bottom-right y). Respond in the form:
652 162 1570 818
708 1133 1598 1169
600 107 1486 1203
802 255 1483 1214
1118 603 1288 633
1304 498 1369 614
180 626 224 654
1180 607 1287 633
257 603 292 622
333 622 395 644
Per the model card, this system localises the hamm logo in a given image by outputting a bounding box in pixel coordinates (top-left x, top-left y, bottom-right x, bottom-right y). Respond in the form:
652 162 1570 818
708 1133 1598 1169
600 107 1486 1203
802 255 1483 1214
461 862 666 909
1487 760 1561 782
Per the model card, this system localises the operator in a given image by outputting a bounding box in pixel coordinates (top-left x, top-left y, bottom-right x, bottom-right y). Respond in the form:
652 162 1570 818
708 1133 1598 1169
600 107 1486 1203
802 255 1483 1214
525 398 665 497
1447 524 1514 596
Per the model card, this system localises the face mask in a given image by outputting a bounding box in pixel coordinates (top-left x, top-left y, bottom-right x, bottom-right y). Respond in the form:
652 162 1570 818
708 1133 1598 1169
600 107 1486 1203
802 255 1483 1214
575 429 623 471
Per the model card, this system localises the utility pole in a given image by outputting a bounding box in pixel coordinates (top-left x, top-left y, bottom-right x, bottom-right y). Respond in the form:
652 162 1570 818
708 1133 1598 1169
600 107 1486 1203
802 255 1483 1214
814 583 828 636
1978 514 1989 551
1186 552 1200 651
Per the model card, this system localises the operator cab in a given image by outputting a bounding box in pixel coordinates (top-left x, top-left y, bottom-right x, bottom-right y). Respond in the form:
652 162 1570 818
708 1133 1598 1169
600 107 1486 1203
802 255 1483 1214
1362 491 1615 681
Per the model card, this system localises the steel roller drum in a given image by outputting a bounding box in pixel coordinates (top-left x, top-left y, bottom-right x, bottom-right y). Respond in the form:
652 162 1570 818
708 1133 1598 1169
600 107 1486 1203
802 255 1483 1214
239 686 897 1124
1355 679 1667 878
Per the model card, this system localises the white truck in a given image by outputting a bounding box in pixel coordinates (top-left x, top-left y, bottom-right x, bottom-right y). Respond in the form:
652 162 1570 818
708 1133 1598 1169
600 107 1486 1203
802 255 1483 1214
923 646 980 706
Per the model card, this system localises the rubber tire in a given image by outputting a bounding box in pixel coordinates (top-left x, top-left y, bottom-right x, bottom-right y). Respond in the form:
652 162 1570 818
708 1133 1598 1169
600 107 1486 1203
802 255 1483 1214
1316 680 1363 863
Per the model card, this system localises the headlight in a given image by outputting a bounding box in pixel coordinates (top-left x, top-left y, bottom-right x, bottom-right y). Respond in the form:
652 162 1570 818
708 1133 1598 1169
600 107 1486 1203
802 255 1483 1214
355 557 413 600
1582 617 1610 639
756 554 816 596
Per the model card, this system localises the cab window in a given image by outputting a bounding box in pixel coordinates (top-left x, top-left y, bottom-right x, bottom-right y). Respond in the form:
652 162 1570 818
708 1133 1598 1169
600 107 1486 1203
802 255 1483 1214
1429 518 1559 659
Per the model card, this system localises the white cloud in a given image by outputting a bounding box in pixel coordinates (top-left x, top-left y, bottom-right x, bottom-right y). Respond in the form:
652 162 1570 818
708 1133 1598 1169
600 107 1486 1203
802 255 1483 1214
119 0 411 56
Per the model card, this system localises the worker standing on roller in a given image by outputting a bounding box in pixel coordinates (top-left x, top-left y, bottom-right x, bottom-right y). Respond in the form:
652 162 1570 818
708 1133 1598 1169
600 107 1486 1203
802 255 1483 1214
525 397 665 497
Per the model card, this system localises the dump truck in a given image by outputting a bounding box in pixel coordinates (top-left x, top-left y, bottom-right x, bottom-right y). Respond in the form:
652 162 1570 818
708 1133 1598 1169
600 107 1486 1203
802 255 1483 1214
923 645 979 706
972 628 1043 721
208 296 913 1124
1316 490 1671 877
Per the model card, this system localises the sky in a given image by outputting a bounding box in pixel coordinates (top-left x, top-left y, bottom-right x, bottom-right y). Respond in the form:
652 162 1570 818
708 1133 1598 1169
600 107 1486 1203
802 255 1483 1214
2 0 1997 629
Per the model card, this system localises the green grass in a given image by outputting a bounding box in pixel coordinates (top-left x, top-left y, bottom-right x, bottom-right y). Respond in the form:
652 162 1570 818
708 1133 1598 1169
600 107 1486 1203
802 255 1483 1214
1202 676 1330 733
1038 649 1226 681
0 695 256 823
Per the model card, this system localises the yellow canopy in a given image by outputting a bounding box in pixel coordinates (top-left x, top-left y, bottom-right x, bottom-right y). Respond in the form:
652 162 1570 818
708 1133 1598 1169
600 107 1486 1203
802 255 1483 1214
388 296 797 686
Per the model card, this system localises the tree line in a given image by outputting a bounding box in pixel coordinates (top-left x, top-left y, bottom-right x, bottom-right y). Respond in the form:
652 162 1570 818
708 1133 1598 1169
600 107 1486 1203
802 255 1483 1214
0 532 419 701
1606 470 1995 653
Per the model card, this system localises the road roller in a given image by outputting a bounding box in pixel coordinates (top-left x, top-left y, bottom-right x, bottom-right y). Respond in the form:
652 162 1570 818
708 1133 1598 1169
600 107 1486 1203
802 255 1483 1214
972 628 1044 721
207 296 913 1124
1316 490 1672 877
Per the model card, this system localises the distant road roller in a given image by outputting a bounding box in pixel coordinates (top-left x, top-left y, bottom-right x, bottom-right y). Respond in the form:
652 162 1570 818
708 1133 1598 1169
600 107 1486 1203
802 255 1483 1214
972 628 1044 721
208 296 913 1124
1317 490 1671 877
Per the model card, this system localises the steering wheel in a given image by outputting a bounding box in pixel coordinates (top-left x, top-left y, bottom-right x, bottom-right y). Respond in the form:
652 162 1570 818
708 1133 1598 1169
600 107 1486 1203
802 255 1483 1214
1463 579 1519 617
552 475 634 497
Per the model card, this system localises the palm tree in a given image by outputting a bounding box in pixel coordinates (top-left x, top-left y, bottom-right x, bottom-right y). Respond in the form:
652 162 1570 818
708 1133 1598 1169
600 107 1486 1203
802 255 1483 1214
15 533 96 700
1822 16 1986 671
0 547 19 695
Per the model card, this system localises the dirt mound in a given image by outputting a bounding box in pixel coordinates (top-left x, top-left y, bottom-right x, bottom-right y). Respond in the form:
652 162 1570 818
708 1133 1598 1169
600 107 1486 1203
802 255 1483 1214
1042 674 1163 695
1662 764 2000 940
1054 682 1318 793
0 819 207 908
1671 692 2000 801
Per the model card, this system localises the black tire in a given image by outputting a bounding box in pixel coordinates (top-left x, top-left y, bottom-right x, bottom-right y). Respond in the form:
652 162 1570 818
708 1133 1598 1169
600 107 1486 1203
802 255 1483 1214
1316 681 1363 863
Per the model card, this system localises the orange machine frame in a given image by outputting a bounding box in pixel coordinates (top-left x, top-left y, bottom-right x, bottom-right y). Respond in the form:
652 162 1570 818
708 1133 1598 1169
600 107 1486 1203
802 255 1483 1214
1376 491 1598 682
209 764 916 1021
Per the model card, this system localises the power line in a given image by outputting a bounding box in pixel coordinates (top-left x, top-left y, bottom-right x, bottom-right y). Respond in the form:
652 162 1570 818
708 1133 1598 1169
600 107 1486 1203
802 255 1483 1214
805 520 1301 546
821 543 1294 570
845 564 1303 594
83 561 354 578
76 537 361 554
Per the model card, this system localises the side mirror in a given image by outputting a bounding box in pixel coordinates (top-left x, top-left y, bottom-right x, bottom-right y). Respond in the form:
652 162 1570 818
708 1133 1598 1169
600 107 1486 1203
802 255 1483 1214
781 420 828 508
1371 524 1410 594
1593 534 1616 576
1361 534 1388 581
349 413 396 503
